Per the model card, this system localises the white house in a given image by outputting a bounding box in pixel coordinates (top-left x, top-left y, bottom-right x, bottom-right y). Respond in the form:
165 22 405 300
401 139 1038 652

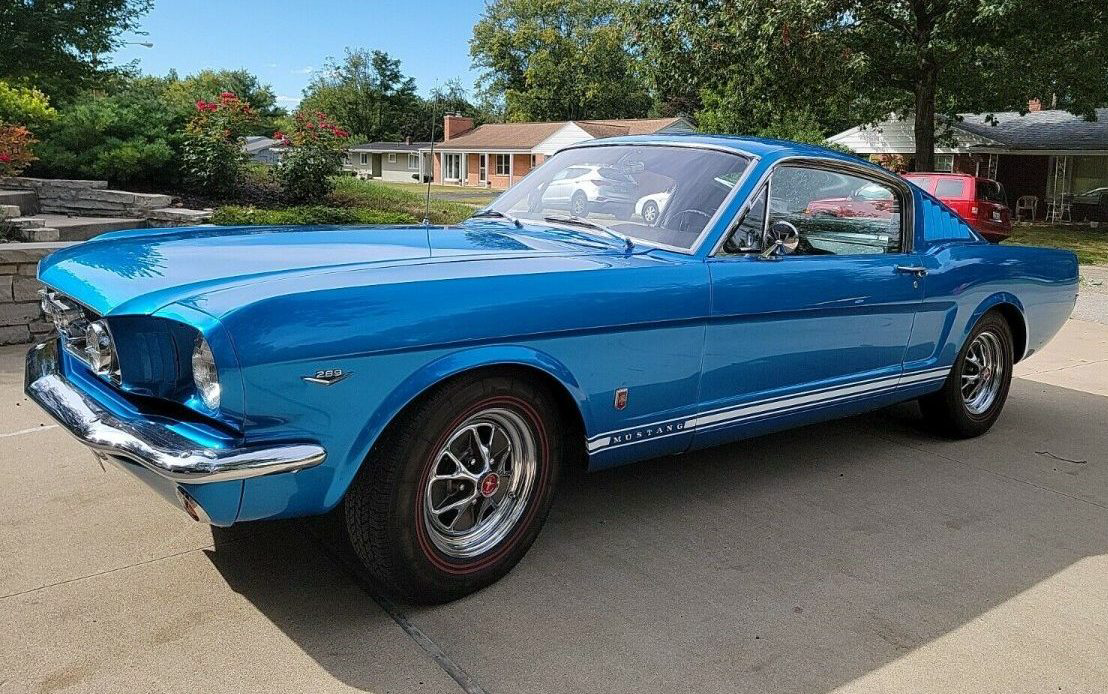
344 140 434 183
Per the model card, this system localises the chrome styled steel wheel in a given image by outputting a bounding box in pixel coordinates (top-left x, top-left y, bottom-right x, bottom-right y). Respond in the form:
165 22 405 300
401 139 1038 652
960 329 1005 415
422 408 538 559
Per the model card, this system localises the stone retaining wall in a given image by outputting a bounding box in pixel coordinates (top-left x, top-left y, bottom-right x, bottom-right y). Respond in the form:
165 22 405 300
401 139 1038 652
0 243 68 346
1 177 172 218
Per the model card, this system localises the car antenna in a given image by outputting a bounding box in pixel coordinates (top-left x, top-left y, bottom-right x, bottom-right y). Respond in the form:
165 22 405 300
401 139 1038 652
422 87 437 226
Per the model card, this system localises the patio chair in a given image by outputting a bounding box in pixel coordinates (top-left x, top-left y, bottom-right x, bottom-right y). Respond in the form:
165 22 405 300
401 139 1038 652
1015 195 1038 222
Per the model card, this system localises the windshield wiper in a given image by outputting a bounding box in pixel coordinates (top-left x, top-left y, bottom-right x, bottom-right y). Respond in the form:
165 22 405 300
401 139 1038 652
470 209 522 228
542 214 634 251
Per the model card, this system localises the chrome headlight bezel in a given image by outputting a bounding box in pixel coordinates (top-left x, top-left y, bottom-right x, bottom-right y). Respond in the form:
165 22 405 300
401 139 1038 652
191 333 221 410
83 319 121 383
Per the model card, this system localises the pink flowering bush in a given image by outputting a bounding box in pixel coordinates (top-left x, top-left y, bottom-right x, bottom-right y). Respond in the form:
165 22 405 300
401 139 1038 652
276 110 350 203
181 91 258 197
0 124 36 177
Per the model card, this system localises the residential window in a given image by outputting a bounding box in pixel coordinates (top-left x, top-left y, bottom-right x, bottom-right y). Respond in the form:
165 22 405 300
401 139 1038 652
408 153 419 170
443 153 462 180
388 153 397 163
360 153 368 165
934 154 954 172
531 155 537 168
495 153 510 176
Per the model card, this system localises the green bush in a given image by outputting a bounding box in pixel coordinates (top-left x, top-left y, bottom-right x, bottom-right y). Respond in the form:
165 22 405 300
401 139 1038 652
31 76 184 189
211 205 416 226
275 111 350 203
0 82 57 130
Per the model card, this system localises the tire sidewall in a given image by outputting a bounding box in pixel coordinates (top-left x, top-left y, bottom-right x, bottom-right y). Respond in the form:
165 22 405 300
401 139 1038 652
945 312 1014 433
382 377 561 599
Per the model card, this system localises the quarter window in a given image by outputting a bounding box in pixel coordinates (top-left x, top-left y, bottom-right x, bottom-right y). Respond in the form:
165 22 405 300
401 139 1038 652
763 166 904 255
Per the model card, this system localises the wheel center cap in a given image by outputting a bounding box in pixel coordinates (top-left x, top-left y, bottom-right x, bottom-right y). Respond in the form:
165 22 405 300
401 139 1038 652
980 367 992 381
479 473 500 498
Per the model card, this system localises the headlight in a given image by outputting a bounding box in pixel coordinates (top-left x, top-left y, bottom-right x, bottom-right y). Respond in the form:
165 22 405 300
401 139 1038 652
84 320 119 382
191 334 221 410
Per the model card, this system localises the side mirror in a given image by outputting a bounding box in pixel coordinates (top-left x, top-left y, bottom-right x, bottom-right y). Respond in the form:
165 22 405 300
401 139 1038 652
760 220 800 260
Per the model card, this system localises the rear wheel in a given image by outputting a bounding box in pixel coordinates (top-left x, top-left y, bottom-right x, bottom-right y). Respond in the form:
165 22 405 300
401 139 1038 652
642 200 660 226
344 372 563 603
919 311 1013 438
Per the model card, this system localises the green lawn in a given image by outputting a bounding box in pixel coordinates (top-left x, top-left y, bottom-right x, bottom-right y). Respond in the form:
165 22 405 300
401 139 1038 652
1003 225 1108 266
328 177 476 224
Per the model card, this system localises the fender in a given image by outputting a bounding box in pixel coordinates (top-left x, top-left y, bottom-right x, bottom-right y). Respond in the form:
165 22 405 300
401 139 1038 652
327 345 591 507
957 292 1028 361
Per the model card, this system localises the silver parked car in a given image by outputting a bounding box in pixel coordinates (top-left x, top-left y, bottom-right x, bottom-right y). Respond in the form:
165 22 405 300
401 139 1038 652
535 164 638 218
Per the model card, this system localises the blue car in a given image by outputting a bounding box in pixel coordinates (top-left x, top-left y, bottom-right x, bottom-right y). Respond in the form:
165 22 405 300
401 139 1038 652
26 136 1078 602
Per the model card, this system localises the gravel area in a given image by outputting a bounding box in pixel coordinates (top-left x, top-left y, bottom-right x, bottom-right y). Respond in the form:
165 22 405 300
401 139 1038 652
1076 265 1108 325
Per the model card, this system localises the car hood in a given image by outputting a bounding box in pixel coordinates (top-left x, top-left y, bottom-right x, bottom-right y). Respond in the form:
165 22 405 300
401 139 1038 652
39 221 623 316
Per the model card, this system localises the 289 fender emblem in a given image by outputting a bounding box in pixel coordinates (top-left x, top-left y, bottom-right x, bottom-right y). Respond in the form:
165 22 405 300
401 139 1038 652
302 369 350 386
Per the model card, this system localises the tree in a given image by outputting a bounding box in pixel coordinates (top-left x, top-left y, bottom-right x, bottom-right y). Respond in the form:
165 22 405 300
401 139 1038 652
470 0 651 122
164 69 285 134
630 0 1108 170
0 0 152 102
299 49 421 142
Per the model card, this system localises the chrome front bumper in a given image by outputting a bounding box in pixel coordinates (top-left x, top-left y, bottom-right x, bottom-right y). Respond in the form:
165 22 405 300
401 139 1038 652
24 340 326 484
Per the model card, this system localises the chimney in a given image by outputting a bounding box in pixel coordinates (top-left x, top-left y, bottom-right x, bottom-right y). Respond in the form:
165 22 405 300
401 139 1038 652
443 113 475 141
1028 98 1042 112
405 135 411 145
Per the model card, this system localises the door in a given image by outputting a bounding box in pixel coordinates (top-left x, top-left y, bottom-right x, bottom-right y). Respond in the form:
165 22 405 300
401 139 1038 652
479 154 488 184
696 162 926 448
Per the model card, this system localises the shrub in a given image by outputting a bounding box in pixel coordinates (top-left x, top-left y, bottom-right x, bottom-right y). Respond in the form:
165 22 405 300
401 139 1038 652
181 91 258 198
0 123 37 176
329 176 474 224
211 205 415 226
32 76 184 189
275 111 349 203
0 82 57 130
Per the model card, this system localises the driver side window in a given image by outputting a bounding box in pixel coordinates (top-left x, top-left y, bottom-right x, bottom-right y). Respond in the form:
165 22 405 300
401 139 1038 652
766 166 904 255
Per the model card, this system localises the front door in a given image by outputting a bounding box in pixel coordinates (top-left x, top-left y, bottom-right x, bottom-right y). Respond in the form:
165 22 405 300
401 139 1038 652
696 162 926 449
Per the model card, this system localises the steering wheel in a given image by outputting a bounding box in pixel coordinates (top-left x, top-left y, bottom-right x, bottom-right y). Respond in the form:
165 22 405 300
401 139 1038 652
666 208 711 233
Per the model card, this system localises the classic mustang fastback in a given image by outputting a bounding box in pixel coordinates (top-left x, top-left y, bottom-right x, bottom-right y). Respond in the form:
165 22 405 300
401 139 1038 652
26 136 1077 602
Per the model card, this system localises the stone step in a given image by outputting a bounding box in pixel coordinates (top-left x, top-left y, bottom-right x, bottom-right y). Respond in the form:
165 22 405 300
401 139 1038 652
37 215 148 242
0 190 40 215
11 217 45 228
147 207 213 226
0 204 19 220
18 227 60 243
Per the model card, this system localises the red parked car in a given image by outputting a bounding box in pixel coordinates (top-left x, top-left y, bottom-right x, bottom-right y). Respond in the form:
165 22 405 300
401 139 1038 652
903 173 1013 243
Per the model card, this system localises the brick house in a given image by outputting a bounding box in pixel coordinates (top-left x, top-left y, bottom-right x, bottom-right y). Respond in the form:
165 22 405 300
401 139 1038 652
828 102 1108 221
423 115 694 189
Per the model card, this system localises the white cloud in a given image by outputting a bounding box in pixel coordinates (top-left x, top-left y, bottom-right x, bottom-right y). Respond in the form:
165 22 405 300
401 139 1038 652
276 95 300 106
266 62 278 69
290 66 314 75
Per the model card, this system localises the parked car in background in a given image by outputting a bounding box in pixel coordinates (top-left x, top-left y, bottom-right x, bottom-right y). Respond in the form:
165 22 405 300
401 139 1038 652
903 173 1012 243
27 136 1077 604
1072 186 1108 223
634 189 672 225
534 164 638 218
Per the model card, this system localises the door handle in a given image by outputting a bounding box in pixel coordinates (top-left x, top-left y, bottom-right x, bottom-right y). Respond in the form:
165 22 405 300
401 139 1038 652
895 265 928 277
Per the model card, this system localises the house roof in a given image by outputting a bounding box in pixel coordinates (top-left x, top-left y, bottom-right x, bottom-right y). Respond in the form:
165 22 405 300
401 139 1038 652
433 117 690 151
243 136 280 153
955 109 1108 150
829 109 1108 154
348 141 431 152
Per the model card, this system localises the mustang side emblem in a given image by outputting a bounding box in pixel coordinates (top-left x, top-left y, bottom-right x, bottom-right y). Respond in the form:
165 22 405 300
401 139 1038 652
303 369 350 386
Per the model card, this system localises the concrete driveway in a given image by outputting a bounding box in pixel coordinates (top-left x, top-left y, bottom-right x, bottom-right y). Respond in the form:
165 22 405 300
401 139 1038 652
2 319 1106 694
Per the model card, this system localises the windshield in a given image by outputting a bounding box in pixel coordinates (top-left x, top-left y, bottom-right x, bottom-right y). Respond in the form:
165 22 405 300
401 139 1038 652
488 144 750 251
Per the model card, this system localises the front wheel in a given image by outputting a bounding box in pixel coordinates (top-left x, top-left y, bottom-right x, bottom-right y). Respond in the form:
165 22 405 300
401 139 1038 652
344 372 563 603
642 200 660 226
919 311 1014 438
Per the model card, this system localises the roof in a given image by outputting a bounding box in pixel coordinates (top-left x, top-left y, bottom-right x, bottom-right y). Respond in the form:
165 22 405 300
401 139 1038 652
243 136 280 153
348 141 431 152
829 109 1108 154
433 117 690 151
955 109 1108 150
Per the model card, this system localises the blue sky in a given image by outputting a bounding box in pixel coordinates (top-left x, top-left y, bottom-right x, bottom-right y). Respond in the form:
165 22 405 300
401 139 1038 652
111 0 487 107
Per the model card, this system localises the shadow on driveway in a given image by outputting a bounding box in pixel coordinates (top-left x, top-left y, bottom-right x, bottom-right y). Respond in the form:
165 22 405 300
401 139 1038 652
203 379 1108 693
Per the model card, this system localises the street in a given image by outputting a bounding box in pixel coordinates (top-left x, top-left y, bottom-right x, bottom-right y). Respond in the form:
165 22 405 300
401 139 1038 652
2 319 1106 694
